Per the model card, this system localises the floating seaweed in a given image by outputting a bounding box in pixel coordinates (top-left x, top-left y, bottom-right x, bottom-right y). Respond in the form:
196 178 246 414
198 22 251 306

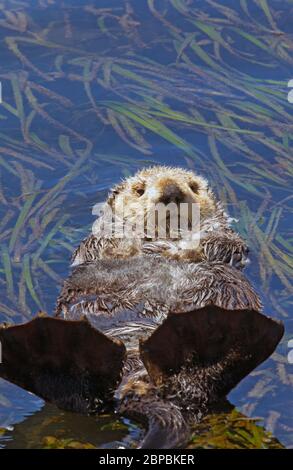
188 408 284 449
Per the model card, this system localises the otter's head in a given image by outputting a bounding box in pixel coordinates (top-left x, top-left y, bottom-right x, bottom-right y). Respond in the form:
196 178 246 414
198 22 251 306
105 166 216 240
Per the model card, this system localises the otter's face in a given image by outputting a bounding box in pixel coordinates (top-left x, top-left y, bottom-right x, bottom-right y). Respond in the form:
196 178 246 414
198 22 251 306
107 166 216 239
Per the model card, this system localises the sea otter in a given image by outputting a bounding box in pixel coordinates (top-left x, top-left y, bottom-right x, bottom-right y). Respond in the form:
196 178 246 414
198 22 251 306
71 166 249 268
0 167 284 449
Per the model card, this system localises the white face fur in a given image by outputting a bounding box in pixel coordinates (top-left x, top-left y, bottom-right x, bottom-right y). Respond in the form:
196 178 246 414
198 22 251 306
112 166 214 215
100 166 217 241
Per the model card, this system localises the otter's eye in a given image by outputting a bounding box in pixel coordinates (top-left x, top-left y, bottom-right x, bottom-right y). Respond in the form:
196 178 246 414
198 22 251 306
189 182 198 193
133 180 146 197
136 187 145 197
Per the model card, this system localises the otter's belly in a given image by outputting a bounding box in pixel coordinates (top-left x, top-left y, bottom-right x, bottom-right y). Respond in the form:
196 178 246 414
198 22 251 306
64 301 169 402
103 321 156 352
66 298 169 349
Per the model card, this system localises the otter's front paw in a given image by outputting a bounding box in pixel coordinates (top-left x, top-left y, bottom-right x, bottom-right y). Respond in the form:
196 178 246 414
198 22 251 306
230 245 249 269
202 234 249 270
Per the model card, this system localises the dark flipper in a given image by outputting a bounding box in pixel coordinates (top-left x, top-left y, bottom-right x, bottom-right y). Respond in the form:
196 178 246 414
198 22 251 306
0 315 126 413
140 306 284 401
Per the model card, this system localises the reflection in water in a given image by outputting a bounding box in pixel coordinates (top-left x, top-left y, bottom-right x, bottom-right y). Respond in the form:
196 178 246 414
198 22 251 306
1 391 283 449
0 378 43 446
2 401 141 449
0 0 292 448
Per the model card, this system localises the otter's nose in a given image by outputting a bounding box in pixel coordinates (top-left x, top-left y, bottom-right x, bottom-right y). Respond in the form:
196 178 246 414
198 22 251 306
159 184 184 205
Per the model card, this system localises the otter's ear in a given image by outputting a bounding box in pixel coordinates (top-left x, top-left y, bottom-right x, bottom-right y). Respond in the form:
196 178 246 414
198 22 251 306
107 182 126 207
140 306 284 399
0 316 126 413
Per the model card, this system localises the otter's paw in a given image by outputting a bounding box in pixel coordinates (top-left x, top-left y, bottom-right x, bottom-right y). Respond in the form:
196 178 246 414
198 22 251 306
202 234 249 270
229 246 250 269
